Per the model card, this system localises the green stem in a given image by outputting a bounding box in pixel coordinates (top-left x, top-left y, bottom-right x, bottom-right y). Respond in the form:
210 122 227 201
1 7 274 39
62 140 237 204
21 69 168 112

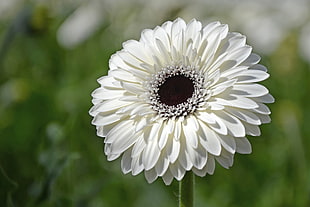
179 171 195 207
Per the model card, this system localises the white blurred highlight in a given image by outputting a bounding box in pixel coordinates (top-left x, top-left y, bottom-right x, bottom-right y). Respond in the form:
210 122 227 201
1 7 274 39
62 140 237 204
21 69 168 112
53 0 310 59
0 0 20 20
57 1 104 49
299 22 310 63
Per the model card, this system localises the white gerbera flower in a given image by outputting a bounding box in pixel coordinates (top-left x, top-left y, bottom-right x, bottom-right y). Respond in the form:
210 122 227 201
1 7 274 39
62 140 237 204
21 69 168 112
89 18 274 185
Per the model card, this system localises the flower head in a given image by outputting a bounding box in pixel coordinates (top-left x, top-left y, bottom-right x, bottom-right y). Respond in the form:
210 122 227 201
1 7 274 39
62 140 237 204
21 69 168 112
89 18 274 185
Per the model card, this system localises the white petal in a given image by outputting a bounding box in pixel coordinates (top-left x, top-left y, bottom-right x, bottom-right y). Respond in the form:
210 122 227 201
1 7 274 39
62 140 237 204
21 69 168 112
158 122 170 150
161 20 173 33
142 127 161 170
166 135 180 163
235 70 270 83
114 51 143 70
130 104 151 117
169 161 186 181
257 114 271 124
155 153 169 177
166 118 175 134
144 168 158 183
90 100 129 116
174 119 182 140
201 23 224 54
252 93 275 103
251 103 271 115
187 115 199 130
208 113 228 135
211 78 237 96
217 134 236 154
171 18 186 52
220 32 246 56
192 156 215 177
148 121 162 141
202 24 229 70
118 95 141 102
196 37 207 62
131 154 144 176
131 136 145 158
121 149 132 174
214 111 245 137
187 143 207 170
208 102 225 111
105 144 122 161
185 19 202 42
207 68 221 86
109 53 124 71
215 149 234 169
117 102 143 115
155 38 172 64
110 129 137 155
122 40 152 64
183 117 198 149
192 167 206 177
154 26 170 51
133 117 148 133
235 137 252 154
196 112 216 124
109 68 141 83
212 96 258 109
225 107 261 125
232 84 269 97
242 53 261 66
243 122 261 136
206 156 215 175
162 170 174 185
142 140 161 171
225 45 252 66
106 152 121 161
178 142 193 171
202 21 221 36
91 97 105 105
121 82 145 95
104 121 133 144
250 64 268 72
198 120 222 156
96 122 119 137
91 87 124 100
208 45 252 74
220 66 248 79
140 28 154 44
172 18 187 32
91 113 122 126
171 44 182 61
95 126 105 137
116 52 150 78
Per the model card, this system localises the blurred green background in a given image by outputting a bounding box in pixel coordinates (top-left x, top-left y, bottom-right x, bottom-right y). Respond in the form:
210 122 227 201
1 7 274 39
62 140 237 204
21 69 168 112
0 0 309 207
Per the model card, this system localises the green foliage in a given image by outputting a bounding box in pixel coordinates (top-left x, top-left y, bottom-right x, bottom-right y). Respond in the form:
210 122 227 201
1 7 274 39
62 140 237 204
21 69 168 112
0 3 309 207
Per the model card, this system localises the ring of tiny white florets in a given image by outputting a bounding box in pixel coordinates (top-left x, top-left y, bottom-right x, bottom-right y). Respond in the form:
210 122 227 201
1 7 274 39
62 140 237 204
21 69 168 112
147 65 206 120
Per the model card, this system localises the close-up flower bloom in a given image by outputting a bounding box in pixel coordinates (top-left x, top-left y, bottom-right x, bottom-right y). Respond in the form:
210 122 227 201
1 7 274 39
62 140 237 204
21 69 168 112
89 18 274 185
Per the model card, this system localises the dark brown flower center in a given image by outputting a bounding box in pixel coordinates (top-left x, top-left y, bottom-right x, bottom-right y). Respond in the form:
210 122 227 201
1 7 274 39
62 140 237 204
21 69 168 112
158 75 194 106
147 65 206 119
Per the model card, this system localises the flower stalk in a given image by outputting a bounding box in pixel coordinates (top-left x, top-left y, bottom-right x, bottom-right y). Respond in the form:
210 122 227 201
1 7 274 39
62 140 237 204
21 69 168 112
179 171 195 207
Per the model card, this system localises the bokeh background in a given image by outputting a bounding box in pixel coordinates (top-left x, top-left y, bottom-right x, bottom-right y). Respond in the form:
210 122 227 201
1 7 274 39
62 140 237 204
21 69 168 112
0 0 309 206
